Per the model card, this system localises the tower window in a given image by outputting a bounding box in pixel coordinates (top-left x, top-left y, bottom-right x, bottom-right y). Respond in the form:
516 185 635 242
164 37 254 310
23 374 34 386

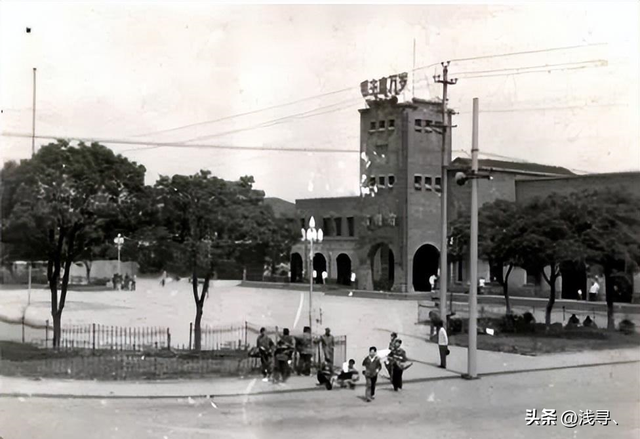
378 175 386 187
378 120 386 131
347 217 355 237
368 176 376 188
388 119 395 130
300 218 306 230
323 217 332 236
387 175 395 188
414 175 423 190
414 119 423 132
434 177 442 192
369 121 376 131
424 175 432 190
375 144 388 159
334 217 342 236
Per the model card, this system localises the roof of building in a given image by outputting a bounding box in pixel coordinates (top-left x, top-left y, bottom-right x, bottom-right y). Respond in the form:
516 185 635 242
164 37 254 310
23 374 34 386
263 197 296 218
449 157 574 176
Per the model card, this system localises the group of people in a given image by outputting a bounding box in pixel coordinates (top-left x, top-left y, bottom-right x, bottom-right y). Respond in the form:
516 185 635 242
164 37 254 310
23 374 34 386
111 273 136 291
254 322 450 403
255 326 335 384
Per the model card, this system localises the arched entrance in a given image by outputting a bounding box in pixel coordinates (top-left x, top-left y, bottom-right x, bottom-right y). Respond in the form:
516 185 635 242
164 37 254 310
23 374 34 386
369 243 395 291
313 253 327 285
413 244 440 292
561 261 587 300
336 254 352 286
290 253 303 283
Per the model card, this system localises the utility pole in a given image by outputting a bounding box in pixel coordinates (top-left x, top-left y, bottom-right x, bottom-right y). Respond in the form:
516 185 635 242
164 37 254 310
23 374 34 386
467 97 480 379
28 67 37 305
434 62 457 319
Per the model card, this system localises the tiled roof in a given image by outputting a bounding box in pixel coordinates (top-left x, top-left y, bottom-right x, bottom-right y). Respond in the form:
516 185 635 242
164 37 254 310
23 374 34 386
450 157 574 176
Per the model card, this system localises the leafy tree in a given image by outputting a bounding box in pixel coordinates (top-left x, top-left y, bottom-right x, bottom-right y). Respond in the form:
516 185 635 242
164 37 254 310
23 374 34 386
575 189 640 329
155 171 282 350
1 141 146 346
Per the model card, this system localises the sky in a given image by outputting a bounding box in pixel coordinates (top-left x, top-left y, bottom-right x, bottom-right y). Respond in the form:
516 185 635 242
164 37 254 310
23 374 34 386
1 2 639 202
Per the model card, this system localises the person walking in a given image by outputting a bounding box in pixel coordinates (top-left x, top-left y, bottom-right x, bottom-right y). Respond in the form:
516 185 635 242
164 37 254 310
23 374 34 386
388 339 408 391
436 321 449 369
296 326 313 376
257 327 275 382
274 328 295 383
589 278 600 302
362 346 381 403
161 270 167 287
384 332 398 378
320 327 335 366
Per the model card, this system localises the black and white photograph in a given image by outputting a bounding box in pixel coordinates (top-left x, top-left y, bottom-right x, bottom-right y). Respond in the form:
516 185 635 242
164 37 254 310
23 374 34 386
0 1 639 438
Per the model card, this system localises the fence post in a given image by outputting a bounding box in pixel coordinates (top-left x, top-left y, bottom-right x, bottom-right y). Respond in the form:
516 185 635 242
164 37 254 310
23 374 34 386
21 316 25 343
244 321 248 350
167 328 171 350
92 323 96 351
45 319 49 348
189 322 193 351
562 306 565 322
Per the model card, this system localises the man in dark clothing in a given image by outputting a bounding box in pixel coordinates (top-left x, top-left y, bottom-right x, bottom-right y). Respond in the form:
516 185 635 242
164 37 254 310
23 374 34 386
296 326 313 376
257 327 275 382
362 346 381 402
388 339 408 391
274 328 295 383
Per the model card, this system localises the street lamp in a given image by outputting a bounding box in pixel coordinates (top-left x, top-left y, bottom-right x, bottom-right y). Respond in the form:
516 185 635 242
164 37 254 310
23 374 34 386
113 234 124 290
301 216 323 337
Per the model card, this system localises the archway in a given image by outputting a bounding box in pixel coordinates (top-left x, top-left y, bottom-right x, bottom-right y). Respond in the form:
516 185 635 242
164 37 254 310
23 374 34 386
369 243 395 291
336 254 352 286
313 253 327 285
413 244 440 292
290 253 303 283
561 262 587 300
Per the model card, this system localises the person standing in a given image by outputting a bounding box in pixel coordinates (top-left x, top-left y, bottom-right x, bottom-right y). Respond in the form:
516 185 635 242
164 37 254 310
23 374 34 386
362 346 381 403
274 328 295 383
384 332 398 378
437 321 449 369
320 327 335 366
589 278 600 302
161 270 167 287
388 339 408 391
257 327 275 382
296 326 313 376
131 274 137 291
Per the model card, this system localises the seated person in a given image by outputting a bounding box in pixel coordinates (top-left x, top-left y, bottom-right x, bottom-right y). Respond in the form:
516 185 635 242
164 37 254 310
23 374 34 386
566 314 580 327
583 315 597 328
336 359 360 389
316 361 334 390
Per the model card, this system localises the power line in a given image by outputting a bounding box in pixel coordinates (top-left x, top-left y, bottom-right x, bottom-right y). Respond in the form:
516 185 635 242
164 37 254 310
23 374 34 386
449 42 607 64
1 132 361 154
459 63 607 80
451 59 607 77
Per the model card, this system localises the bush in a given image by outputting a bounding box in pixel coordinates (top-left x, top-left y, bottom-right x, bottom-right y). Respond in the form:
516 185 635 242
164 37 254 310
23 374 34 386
448 316 463 335
619 319 636 335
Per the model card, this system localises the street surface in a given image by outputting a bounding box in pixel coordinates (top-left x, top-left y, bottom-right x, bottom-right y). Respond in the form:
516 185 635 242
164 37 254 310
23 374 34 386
1 363 638 439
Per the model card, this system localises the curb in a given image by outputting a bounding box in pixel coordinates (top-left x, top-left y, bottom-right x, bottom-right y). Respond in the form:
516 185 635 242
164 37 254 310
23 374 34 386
1 359 636 400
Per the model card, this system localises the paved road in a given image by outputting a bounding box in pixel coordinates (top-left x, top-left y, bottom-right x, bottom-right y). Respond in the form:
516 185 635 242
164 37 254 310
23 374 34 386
2 363 638 439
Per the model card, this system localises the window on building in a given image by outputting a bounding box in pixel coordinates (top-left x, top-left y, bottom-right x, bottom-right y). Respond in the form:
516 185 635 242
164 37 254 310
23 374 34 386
347 217 355 237
387 175 395 188
457 260 464 282
368 176 376 188
414 174 423 190
424 175 432 190
434 177 442 193
525 270 540 286
426 119 434 127
414 119 423 132
375 144 388 162
388 119 395 130
378 120 386 131
369 121 376 131
388 213 397 227
334 217 342 236
378 175 386 187
365 216 371 226
374 214 383 226
323 217 332 236
300 218 306 230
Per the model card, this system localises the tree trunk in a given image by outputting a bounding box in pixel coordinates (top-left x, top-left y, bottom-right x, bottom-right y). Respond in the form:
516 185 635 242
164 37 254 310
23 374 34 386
84 261 92 284
502 264 513 315
542 266 558 326
194 306 203 351
605 269 615 330
52 312 62 348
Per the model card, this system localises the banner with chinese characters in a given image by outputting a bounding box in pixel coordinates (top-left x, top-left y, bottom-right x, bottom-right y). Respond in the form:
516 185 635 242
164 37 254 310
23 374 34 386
361 73 408 101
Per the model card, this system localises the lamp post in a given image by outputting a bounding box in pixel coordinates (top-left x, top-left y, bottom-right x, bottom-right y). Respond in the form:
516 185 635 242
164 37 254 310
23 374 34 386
302 216 323 337
113 234 124 290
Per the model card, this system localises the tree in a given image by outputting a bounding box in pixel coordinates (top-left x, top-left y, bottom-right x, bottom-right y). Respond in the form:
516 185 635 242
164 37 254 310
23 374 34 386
575 189 640 329
449 199 524 315
1 141 146 346
155 172 280 350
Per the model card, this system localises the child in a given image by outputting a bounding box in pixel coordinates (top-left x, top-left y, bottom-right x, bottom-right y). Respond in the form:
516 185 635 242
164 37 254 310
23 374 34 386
336 359 359 389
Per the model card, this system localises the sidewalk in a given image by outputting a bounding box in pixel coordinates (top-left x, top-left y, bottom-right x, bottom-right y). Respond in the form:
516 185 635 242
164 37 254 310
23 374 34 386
1 347 637 399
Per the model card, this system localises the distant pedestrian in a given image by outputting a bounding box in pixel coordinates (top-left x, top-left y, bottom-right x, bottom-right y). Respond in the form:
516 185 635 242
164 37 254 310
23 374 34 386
257 327 275 382
316 361 334 390
429 274 437 291
124 274 131 291
320 327 335 365
388 339 408 391
296 326 313 376
336 359 359 389
384 332 398 377
362 346 381 402
589 279 600 302
436 321 449 369
577 289 583 301
161 270 167 287
131 275 137 291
